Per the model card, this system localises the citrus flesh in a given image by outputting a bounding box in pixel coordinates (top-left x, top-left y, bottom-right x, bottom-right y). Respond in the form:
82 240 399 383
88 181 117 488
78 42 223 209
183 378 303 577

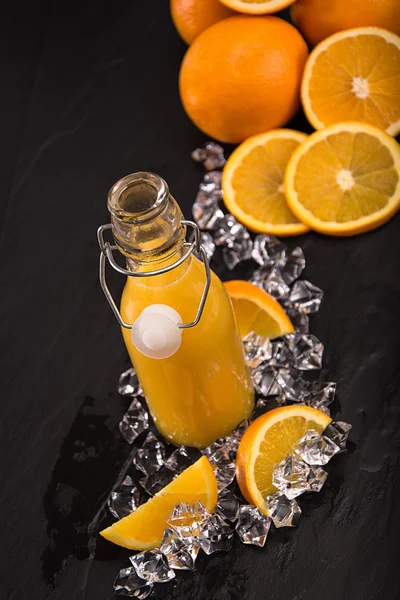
301 27 400 136
222 129 310 235
236 405 332 514
224 280 294 339
100 456 218 550
219 0 296 15
284 122 400 236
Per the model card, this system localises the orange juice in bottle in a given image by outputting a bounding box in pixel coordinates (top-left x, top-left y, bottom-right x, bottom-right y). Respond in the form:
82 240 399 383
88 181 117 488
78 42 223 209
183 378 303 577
98 172 254 448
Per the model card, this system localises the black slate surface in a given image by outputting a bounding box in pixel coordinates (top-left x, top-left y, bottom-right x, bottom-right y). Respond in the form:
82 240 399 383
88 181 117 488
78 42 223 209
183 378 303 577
1 2 400 599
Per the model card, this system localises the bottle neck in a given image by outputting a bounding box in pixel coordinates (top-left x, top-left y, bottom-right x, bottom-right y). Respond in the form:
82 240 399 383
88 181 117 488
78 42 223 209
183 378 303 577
125 242 193 292
108 172 187 276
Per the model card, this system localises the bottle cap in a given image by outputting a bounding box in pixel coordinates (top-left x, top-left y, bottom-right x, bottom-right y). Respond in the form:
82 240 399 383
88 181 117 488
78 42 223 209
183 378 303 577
131 304 182 359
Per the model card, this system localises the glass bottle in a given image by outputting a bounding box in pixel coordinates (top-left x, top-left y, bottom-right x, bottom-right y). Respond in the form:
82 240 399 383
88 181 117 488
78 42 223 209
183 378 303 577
98 172 254 448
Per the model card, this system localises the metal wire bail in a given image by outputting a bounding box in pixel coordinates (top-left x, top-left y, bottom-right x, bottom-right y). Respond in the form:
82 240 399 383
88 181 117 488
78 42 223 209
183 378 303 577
97 220 211 330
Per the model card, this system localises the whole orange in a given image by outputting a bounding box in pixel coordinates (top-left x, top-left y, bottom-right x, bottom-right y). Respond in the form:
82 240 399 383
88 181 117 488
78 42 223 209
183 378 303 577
170 0 236 45
291 0 400 47
179 16 308 143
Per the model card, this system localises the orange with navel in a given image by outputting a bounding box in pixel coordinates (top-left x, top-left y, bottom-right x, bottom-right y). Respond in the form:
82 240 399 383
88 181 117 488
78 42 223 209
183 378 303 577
179 15 308 143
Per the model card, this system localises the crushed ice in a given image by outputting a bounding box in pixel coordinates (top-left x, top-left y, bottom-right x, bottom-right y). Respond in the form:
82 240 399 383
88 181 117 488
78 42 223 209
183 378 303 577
109 142 352 596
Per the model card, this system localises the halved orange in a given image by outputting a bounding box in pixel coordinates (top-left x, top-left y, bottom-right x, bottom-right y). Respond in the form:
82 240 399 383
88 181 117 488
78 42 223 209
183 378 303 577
219 0 296 15
100 457 217 550
224 280 294 339
222 129 310 236
284 121 400 236
236 405 331 514
301 27 400 136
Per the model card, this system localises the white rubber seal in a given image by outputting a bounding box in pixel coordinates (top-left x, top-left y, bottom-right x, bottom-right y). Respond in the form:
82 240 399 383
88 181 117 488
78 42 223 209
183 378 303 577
131 304 182 359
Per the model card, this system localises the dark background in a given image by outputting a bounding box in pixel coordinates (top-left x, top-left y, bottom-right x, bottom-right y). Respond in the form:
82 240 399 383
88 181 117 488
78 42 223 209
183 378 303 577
1 1 400 599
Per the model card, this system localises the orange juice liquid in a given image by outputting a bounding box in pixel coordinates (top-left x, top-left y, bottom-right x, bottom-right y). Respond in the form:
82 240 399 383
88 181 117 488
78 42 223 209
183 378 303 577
121 254 254 448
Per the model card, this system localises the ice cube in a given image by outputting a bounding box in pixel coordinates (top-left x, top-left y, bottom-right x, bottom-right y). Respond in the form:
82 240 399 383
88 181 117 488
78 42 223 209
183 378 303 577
118 367 143 397
133 445 165 477
293 429 341 466
215 489 240 523
266 493 301 528
108 475 142 519
280 247 305 285
140 467 174 496
160 527 199 571
130 550 175 584
324 421 352 451
276 368 306 402
208 446 236 491
235 505 271 547
167 501 210 543
304 381 336 412
251 234 287 267
199 232 216 260
243 332 272 370
253 365 280 397
307 465 328 492
198 514 234 554
289 280 323 314
272 453 311 499
286 333 324 370
119 399 149 444
164 446 200 474
113 566 152 598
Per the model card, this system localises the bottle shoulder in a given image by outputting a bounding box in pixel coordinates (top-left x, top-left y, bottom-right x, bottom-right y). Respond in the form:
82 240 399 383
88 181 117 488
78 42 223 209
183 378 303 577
121 256 231 325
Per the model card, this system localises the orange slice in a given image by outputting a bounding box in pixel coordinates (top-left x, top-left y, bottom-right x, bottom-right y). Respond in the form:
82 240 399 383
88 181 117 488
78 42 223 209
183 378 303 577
224 280 294 339
222 129 310 236
284 121 400 236
236 405 331 514
301 27 400 136
100 456 217 550
219 0 296 15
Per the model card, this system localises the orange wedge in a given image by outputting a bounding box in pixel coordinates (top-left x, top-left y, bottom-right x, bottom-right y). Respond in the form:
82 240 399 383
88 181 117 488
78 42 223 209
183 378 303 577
222 130 310 236
224 280 294 339
301 27 400 136
236 405 331 514
100 456 217 550
219 0 296 15
284 121 400 236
